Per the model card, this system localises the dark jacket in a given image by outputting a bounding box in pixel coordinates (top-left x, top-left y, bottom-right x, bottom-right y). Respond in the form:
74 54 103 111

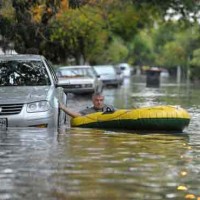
80 104 115 115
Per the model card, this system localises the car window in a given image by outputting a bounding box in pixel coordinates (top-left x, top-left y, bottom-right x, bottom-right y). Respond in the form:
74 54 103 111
94 66 115 74
59 68 95 78
86 68 96 77
45 59 58 84
0 60 51 86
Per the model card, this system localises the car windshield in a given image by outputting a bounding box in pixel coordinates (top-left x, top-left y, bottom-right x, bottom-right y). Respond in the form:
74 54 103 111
59 67 95 78
0 60 51 86
94 66 115 74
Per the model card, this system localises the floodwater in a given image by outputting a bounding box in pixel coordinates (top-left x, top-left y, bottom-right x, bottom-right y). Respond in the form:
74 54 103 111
0 76 199 200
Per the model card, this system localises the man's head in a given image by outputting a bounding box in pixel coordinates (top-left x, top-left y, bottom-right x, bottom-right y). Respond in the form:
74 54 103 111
92 92 104 109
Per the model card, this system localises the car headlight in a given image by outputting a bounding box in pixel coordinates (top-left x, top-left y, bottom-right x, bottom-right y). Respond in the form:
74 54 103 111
27 101 50 113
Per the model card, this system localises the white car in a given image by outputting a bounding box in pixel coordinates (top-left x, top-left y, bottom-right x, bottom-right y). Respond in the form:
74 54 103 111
56 65 103 95
0 54 67 129
117 63 132 77
160 69 170 78
93 65 121 87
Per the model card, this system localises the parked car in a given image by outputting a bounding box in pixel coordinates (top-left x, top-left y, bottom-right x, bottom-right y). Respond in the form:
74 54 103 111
160 68 170 78
92 65 121 87
117 63 132 77
0 54 67 129
56 65 103 95
115 66 124 85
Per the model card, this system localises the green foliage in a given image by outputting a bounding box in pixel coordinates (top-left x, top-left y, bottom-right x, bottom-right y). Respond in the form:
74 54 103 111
152 22 178 54
190 48 200 81
0 0 199 83
0 0 64 56
150 21 200 81
129 30 155 66
68 0 200 21
191 48 200 67
0 0 15 20
153 21 199 64
50 5 109 64
91 37 129 64
110 4 143 41
157 41 186 67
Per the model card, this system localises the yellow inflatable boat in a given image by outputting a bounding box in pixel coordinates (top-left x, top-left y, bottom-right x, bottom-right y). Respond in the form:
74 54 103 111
71 105 190 132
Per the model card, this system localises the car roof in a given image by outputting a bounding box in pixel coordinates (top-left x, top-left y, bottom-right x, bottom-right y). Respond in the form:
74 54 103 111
118 63 130 67
58 65 92 70
93 65 113 67
0 54 44 61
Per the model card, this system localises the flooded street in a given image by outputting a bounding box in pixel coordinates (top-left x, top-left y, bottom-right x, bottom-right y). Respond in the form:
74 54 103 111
0 76 200 200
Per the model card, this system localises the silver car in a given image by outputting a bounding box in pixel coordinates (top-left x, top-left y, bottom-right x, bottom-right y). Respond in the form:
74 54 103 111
0 54 67 129
56 65 103 95
93 65 121 87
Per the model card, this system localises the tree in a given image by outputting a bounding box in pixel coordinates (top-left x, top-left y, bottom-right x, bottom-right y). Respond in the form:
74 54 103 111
129 30 155 66
152 21 200 81
190 49 200 82
92 37 129 64
50 5 109 64
0 0 199 65
69 0 200 22
50 0 137 64
0 0 69 56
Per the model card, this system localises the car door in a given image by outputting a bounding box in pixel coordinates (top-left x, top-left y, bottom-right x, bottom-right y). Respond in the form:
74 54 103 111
45 59 67 128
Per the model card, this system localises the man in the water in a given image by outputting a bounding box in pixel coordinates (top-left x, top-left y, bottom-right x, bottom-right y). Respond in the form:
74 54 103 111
59 92 115 118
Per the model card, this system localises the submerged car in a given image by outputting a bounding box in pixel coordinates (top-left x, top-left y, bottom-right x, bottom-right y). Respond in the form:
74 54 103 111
56 65 103 95
92 65 121 87
116 63 132 77
0 54 67 129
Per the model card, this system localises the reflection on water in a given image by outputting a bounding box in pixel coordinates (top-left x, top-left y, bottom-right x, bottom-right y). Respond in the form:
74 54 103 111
0 76 200 200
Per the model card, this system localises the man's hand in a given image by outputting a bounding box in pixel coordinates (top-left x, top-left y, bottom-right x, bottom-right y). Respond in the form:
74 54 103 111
58 102 81 118
59 102 65 111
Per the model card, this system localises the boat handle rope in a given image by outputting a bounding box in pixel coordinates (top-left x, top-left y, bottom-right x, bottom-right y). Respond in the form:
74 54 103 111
83 110 131 122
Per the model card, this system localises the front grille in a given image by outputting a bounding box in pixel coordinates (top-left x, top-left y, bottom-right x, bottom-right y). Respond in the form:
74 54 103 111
62 84 93 89
103 79 116 82
0 104 23 115
64 84 82 88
